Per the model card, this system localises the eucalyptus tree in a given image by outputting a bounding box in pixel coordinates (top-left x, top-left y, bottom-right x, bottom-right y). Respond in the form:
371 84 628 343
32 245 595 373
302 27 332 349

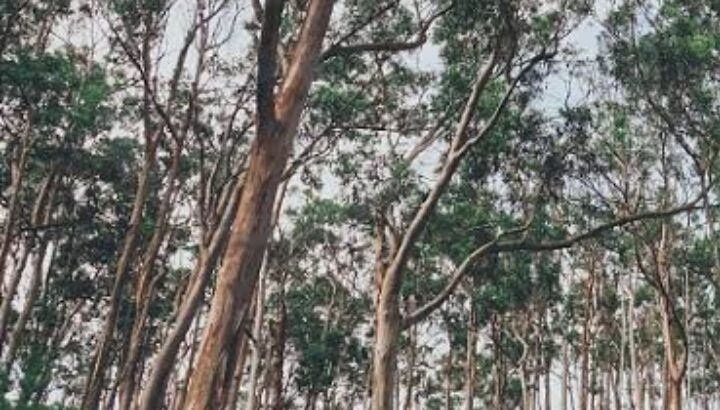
6 0 720 409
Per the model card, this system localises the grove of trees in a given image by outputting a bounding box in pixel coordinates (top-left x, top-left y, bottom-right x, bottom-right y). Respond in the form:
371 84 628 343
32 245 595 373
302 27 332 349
2 0 720 409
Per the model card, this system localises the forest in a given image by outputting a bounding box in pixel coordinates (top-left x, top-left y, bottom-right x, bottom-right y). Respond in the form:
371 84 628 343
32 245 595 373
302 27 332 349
1 0 720 409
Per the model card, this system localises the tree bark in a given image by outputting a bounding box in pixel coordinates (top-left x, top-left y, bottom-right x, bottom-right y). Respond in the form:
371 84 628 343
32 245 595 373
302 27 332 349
2 174 57 366
244 264 266 410
464 303 476 410
221 333 249 410
580 260 596 410
0 127 31 287
562 341 569 410
181 1 334 408
139 168 244 410
371 293 401 410
118 140 183 410
0 170 53 345
267 292 286 410
82 134 158 410
403 321 416 410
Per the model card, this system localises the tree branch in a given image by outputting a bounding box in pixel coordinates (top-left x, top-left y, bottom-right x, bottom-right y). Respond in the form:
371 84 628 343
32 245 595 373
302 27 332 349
321 3 452 60
402 223 529 329
494 191 708 253
275 0 335 125
403 191 711 328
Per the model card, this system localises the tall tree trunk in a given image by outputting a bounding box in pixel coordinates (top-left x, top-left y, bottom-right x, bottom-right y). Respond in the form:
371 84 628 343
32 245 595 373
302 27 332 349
0 244 29 345
83 14 161 401
2 175 57 366
0 166 53 344
3 238 50 366
371 293 401 410
245 265 266 410
213 313 251 409
580 261 596 410
492 316 504 410
0 127 30 287
655 224 685 410
403 322 416 410
369 50 502 410
464 303 476 410
118 141 183 410
181 2 334 408
172 315 203 410
545 361 551 410
647 365 656 410
267 288 286 410
83 136 158 410
444 343 452 410
139 169 244 410
562 341 569 410
222 334 249 410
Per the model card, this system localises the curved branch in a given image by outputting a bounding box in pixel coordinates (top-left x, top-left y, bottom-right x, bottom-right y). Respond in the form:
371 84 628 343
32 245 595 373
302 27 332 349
494 192 707 253
402 223 530 329
403 192 709 328
321 3 452 60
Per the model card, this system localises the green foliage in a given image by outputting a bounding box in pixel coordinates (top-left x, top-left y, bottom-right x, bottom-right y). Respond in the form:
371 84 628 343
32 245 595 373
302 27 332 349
284 277 367 395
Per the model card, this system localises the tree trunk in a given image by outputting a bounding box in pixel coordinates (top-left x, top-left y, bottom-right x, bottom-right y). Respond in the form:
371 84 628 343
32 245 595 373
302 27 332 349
245 266 266 410
371 293 401 410
139 170 244 410
545 362 551 410
222 334 249 410
83 137 157 410
665 371 682 410
580 261 596 410
267 290 286 410
562 341 569 410
181 2 334 408
172 315 202 410
647 365 656 410
0 130 30 287
213 314 251 409
3 239 50 366
0 242 29 346
655 224 686 410
464 303 476 410
0 170 54 345
445 346 452 410
403 322 416 410
118 142 183 410
2 175 57 367
492 317 504 410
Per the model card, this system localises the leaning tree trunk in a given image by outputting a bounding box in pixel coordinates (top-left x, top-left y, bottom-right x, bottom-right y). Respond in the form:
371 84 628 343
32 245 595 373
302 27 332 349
0 127 31 287
139 170 244 410
0 170 54 346
181 2 334 409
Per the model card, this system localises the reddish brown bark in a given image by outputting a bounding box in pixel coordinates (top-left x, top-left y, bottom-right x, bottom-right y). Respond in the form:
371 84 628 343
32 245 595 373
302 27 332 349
180 2 334 409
